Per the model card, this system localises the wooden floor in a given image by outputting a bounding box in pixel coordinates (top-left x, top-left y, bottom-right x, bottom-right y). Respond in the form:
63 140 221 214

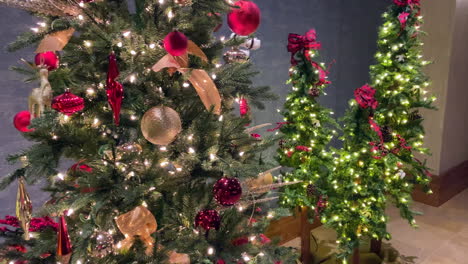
283 189 468 264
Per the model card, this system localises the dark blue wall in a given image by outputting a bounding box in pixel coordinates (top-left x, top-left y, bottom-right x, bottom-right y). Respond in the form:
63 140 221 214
0 0 389 216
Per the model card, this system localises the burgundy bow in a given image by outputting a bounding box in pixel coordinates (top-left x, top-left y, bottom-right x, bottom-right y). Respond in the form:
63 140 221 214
398 12 410 29
393 0 420 6
287 29 321 65
354 84 378 110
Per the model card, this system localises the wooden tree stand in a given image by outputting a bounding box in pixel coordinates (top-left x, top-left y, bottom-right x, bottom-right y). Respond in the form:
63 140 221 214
267 208 384 264
266 207 318 263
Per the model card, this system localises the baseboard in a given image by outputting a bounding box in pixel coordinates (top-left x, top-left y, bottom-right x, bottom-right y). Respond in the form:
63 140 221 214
413 160 468 207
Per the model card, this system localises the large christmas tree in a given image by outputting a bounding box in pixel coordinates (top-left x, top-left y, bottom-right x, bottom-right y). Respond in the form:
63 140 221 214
277 29 337 217
321 0 436 259
0 0 296 263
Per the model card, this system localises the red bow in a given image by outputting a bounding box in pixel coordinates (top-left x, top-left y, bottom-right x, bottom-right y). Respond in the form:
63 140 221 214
393 0 420 6
355 84 378 109
398 12 410 29
287 29 321 65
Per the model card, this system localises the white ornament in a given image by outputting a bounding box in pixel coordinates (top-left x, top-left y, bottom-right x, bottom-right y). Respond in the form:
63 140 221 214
396 54 406 62
312 119 321 127
230 33 261 50
397 170 406 179
29 68 52 118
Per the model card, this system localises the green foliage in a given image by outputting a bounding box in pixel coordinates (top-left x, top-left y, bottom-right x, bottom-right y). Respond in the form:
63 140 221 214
276 41 338 221
320 2 436 258
0 0 296 263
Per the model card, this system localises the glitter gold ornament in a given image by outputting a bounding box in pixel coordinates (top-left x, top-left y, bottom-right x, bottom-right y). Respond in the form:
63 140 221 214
141 106 182 145
16 177 32 240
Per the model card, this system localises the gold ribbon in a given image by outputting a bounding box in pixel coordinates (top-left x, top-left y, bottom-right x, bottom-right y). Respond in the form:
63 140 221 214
115 206 157 255
16 177 32 240
36 28 75 53
168 251 190 263
152 41 221 115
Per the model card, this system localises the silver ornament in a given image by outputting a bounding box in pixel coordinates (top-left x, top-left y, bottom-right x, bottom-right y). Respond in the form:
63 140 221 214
91 231 114 258
223 48 250 64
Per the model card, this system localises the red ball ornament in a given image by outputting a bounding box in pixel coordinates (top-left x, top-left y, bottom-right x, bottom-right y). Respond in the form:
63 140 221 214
51 89 85 115
13 111 33 132
163 31 188 56
194 209 221 231
227 0 261 36
35 51 59 71
213 177 242 206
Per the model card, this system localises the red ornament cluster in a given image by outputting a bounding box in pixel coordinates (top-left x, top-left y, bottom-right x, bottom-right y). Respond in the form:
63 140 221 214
13 111 33 132
227 0 261 36
0 215 58 232
51 89 85 115
163 31 188 56
213 177 242 206
35 51 59 71
194 209 221 231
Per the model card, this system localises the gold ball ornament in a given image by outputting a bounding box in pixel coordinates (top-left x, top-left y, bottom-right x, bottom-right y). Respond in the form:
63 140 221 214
141 106 182 145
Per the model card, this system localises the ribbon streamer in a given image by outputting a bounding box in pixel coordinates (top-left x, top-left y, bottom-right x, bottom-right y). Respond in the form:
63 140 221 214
266 122 290 132
152 41 222 115
115 206 157 256
369 117 412 159
178 69 221 115
187 40 208 62
36 28 75 53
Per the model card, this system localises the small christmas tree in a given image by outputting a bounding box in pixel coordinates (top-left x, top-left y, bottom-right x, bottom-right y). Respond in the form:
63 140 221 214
321 0 436 259
277 29 337 217
0 0 296 263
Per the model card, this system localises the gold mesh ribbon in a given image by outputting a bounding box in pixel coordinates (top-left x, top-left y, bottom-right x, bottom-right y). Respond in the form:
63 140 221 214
115 206 157 255
36 28 75 53
152 41 221 115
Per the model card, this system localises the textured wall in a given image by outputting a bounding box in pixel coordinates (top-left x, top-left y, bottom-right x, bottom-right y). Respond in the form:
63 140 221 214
420 0 457 175
439 0 468 174
0 1 388 217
